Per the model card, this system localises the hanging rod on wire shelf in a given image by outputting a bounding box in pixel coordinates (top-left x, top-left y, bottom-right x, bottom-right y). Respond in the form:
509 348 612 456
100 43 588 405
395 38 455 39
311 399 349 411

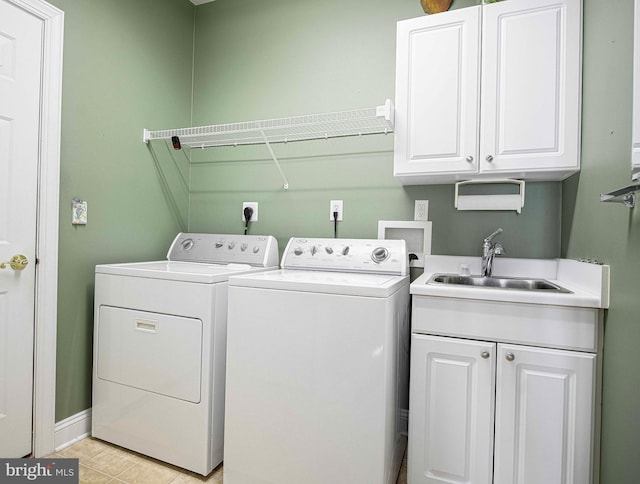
142 100 394 149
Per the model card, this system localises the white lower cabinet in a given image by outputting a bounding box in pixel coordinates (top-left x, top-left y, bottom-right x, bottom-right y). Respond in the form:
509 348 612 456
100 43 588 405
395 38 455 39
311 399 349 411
409 334 596 484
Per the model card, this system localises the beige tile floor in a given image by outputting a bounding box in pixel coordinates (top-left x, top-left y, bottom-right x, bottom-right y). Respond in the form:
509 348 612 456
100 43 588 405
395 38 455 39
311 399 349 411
48 437 408 484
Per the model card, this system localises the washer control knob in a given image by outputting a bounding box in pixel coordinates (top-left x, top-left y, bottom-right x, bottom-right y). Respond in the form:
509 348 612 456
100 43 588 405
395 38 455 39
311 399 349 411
181 239 194 251
310 245 319 256
325 246 334 254
240 243 248 252
253 246 260 254
215 241 223 249
371 247 389 263
228 241 236 249
342 246 350 256
294 247 304 256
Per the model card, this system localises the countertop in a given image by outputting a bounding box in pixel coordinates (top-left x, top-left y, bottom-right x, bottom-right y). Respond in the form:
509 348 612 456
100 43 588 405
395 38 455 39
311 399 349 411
410 256 610 309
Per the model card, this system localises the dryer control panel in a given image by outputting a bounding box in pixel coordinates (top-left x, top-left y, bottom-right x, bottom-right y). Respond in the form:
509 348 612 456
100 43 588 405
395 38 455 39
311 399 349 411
282 237 408 275
167 233 279 267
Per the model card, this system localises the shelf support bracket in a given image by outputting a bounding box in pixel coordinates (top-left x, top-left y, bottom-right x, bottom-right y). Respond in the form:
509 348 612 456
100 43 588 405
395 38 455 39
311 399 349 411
600 184 640 208
260 130 289 190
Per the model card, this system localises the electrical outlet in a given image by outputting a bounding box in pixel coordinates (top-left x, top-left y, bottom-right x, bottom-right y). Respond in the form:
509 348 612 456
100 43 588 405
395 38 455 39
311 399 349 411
414 200 429 221
242 202 258 221
329 200 343 221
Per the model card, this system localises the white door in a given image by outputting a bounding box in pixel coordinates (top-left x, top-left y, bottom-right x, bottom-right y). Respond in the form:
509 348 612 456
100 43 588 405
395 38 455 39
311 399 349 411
0 0 43 457
480 0 582 175
393 7 481 182
408 334 495 484
494 344 596 484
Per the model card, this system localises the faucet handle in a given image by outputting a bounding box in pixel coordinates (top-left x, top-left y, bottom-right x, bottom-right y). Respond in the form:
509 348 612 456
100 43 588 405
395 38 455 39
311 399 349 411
483 227 503 244
493 243 505 255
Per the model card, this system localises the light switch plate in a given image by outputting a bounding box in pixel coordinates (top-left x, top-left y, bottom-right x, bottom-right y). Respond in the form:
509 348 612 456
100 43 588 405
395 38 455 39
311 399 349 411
72 198 87 225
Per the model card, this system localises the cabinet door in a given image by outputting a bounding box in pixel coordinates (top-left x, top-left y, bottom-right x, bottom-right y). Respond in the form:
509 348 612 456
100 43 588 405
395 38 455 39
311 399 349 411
480 0 581 178
408 334 495 484
632 0 640 181
494 344 596 484
394 7 480 183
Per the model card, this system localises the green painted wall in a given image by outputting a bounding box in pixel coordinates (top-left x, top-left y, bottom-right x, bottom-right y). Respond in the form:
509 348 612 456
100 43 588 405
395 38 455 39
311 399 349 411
189 0 562 259
47 0 640 482
48 0 194 421
562 1 640 482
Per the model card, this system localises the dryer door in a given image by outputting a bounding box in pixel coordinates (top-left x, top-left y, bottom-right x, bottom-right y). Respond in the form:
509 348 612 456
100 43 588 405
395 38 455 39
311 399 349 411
96 306 203 403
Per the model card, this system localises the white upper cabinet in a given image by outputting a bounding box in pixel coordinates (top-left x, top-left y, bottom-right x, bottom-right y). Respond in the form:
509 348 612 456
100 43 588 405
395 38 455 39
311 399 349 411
632 0 640 181
394 0 582 185
393 7 481 180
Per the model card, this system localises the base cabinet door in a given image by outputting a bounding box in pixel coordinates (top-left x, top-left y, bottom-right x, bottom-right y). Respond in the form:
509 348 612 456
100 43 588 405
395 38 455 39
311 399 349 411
409 337 597 484
493 344 596 484
408 334 495 484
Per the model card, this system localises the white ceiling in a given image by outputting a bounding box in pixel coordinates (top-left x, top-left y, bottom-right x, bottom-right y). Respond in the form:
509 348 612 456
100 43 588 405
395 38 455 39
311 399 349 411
190 0 215 5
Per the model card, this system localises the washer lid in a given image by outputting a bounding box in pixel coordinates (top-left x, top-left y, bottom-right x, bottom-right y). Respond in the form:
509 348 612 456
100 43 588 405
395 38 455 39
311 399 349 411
229 269 409 297
95 260 270 283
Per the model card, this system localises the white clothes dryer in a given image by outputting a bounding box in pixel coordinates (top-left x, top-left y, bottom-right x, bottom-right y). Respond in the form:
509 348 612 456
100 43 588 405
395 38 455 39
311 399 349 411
224 237 410 484
91 233 278 475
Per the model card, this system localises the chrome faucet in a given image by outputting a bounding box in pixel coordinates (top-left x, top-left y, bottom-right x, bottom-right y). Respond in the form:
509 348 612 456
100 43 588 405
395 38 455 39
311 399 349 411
481 228 505 277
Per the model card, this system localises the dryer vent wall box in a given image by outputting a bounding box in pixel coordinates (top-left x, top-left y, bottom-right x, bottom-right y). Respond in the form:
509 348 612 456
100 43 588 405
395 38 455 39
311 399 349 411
378 221 432 268
92 233 279 476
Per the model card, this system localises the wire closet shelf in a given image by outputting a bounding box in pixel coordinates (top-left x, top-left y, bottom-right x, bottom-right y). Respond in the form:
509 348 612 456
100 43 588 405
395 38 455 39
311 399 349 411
143 100 394 149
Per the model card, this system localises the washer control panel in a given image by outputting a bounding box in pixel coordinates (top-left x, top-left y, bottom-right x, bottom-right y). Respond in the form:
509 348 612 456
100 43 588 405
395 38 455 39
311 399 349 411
282 237 408 275
167 233 279 267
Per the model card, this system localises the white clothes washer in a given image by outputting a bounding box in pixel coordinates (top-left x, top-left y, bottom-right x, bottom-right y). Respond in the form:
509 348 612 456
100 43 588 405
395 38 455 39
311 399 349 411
224 237 411 484
91 233 278 475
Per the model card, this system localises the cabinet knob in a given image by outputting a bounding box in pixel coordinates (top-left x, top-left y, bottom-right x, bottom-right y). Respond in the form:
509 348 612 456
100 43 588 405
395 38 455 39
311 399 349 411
505 352 515 362
480 351 490 359
466 155 474 163
486 155 494 162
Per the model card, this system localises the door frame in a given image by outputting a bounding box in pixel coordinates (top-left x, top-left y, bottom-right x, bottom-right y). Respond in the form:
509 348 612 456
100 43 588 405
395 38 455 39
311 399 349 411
6 0 64 457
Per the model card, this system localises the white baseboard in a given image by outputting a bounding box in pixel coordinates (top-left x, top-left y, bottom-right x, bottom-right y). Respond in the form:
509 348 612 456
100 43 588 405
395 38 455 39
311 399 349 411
54 408 91 452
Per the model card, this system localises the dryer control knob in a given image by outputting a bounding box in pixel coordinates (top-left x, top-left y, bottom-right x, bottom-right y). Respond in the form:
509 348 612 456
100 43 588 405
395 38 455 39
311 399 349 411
342 246 350 256
253 246 260 254
294 247 304 256
215 241 223 248
228 241 236 249
325 247 334 254
240 243 248 251
371 247 389 263
181 239 194 251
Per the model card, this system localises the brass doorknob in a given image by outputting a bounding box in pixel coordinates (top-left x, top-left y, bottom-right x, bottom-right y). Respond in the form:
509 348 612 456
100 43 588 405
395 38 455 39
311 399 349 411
0 254 29 271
